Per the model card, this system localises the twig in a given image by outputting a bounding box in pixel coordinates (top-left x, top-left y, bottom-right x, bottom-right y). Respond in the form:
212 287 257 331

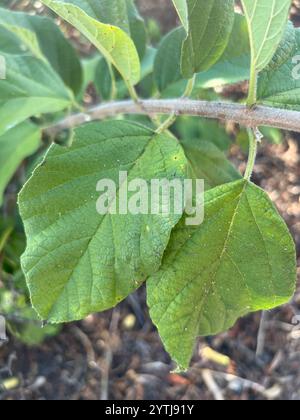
156 76 196 134
201 369 225 401
0 352 16 377
44 99 300 138
127 294 145 327
213 370 282 400
100 309 120 401
256 311 269 359
71 325 98 370
244 128 258 181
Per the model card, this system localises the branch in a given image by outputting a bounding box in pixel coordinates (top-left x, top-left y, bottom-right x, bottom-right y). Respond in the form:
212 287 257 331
45 99 300 137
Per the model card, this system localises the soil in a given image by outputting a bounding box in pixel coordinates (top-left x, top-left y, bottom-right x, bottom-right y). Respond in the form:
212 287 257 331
0 0 300 401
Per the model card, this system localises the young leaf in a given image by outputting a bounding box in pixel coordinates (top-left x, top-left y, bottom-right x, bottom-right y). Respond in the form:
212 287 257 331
147 180 296 369
154 27 186 93
19 121 187 323
196 14 250 88
241 0 292 73
182 139 241 190
171 0 188 31
0 7 83 95
257 27 300 110
41 0 141 88
0 123 41 206
0 53 73 136
181 0 235 79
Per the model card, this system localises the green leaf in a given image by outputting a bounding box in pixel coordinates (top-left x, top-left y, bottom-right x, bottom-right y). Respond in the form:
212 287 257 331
160 14 251 93
154 27 186 93
241 0 292 73
52 0 146 58
95 46 157 100
140 47 157 80
125 0 147 59
257 27 300 110
41 0 141 88
0 7 83 95
175 117 232 152
77 55 100 101
0 288 60 346
147 179 296 369
181 0 235 79
0 122 41 207
182 139 241 190
0 53 73 136
196 14 250 88
7 306 60 346
94 57 114 101
19 120 187 323
0 26 23 54
262 22 296 71
172 0 188 31
260 127 283 145
0 23 44 61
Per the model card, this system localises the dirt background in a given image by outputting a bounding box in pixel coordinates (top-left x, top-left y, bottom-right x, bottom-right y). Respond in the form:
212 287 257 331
0 0 300 401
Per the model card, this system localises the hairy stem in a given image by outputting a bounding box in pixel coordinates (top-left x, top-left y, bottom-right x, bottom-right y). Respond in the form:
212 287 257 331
107 62 117 101
126 83 139 103
247 66 258 107
244 128 258 181
44 99 300 138
155 113 178 134
156 75 196 134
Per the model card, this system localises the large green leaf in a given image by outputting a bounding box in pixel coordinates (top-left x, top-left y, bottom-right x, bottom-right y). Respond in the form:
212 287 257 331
241 0 292 73
19 120 187 323
0 53 73 136
182 139 241 190
41 0 141 87
172 0 188 31
0 7 82 95
181 0 235 79
154 27 186 93
257 27 300 110
148 180 296 369
196 14 250 88
0 122 41 207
